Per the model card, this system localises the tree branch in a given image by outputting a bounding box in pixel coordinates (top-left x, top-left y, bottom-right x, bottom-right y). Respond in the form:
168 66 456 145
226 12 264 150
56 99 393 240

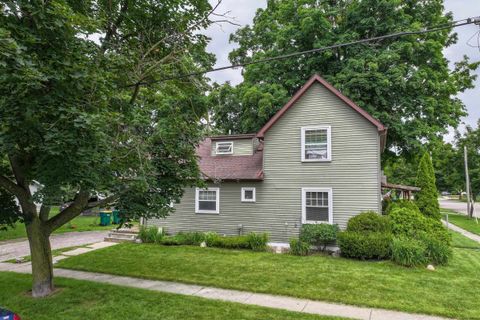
100 0 129 54
0 175 28 199
39 205 51 222
85 193 121 209
45 191 90 234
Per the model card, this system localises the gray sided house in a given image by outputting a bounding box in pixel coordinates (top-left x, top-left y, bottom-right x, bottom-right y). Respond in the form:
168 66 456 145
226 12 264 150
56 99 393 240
147 74 387 243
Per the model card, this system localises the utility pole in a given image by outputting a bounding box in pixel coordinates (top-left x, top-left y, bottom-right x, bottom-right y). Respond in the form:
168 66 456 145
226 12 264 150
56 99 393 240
464 146 472 218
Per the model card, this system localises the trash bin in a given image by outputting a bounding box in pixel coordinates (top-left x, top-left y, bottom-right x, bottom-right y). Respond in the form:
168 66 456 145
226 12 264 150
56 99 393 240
112 210 121 224
99 212 111 226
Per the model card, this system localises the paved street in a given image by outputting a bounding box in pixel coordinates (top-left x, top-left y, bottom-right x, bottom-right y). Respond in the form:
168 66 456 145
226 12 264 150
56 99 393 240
439 198 480 216
0 230 108 262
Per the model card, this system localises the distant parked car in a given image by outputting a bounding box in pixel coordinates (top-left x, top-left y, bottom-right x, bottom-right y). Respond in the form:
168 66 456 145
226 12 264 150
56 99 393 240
0 308 21 320
441 191 451 196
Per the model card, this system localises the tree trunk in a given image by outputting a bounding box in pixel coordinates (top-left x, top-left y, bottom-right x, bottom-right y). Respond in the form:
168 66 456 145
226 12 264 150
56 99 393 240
26 217 54 297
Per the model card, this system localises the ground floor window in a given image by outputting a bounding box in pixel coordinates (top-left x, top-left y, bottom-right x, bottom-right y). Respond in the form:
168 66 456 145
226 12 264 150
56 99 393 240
241 187 256 202
195 188 220 214
301 188 332 224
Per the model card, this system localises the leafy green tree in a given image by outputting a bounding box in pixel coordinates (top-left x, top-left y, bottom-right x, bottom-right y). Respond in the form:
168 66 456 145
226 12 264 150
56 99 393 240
213 0 478 157
415 152 440 219
0 0 216 297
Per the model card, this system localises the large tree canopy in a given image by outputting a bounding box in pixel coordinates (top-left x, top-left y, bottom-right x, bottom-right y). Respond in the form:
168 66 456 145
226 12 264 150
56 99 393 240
0 0 217 297
211 0 478 156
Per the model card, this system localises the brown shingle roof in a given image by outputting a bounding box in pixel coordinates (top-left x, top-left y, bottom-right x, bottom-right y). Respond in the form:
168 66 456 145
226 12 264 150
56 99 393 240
197 138 263 181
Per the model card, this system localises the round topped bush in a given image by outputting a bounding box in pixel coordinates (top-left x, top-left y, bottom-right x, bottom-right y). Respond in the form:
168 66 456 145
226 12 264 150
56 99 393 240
346 211 390 233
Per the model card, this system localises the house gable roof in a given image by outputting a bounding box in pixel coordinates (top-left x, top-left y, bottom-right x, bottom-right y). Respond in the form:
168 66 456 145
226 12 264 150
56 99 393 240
256 74 387 146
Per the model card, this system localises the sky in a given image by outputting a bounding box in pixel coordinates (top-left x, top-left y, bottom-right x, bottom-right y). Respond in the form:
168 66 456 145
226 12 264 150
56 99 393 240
202 0 480 136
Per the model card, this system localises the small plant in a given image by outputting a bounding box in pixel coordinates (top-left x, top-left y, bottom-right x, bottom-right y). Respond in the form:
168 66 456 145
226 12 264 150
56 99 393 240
246 232 269 251
337 231 391 260
420 233 452 265
289 239 310 256
300 224 339 251
385 200 421 216
177 231 205 245
204 232 220 247
139 226 163 243
346 211 390 233
391 237 427 267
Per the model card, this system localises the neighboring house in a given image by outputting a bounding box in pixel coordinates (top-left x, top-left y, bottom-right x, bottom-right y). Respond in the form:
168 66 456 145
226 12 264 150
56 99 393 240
147 74 387 243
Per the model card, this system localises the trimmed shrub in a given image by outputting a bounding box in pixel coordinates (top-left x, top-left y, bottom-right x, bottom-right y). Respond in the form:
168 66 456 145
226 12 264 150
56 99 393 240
420 233 452 265
391 237 427 267
415 152 441 220
160 235 183 246
300 224 339 251
177 231 205 245
210 235 250 249
346 211 390 233
246 232 269 251
138 226 164 243
385 200 421 216
337 231 391 260
389 207 426 238
204 232 220 247
289 239 310 256
424 218 451 245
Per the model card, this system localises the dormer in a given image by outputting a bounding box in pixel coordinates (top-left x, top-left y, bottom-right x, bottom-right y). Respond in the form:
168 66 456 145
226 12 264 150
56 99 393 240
210 134 256 156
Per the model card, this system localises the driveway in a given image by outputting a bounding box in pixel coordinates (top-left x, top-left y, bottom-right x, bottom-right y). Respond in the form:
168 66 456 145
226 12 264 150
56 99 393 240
0 230 108 262
439 198 480 215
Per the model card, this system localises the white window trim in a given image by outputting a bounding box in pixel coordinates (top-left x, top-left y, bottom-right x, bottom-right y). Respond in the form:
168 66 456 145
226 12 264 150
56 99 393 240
241 187 256 202
301 188 333 224
301 126 332 162
195 187 220 214
215 141 234 155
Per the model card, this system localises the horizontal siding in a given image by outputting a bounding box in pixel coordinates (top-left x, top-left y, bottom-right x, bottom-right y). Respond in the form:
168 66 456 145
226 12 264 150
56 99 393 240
210 139 253 156
149 82 381 242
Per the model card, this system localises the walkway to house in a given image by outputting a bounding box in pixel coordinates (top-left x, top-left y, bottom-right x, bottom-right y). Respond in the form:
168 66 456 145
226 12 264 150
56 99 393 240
0 242 449 320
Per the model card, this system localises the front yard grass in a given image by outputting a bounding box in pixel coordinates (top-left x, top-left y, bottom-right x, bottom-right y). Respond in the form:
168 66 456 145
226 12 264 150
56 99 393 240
0 208 112 242
0 272 340 320
57 232 480 320
443 209 480 236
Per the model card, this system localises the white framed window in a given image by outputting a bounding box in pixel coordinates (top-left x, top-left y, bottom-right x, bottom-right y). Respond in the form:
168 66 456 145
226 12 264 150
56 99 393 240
195 188 220 214
241 187 256 202
301 188 333 224
215 141 233 155
301 126 331 162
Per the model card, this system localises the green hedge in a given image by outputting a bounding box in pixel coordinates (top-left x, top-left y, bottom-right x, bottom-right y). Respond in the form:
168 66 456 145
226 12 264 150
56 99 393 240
155 231 269 251
337 231 391 260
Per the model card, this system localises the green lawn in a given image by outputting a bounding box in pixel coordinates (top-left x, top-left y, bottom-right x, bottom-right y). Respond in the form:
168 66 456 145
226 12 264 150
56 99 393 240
0 272 341 320
443 210 480 236
0 208 112 242
57 233 480 320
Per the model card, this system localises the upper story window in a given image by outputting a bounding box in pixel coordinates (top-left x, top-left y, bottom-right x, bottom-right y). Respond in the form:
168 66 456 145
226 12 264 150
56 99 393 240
301 126 331 162
215 141 233 155
241 187 256 202
195 188 219 214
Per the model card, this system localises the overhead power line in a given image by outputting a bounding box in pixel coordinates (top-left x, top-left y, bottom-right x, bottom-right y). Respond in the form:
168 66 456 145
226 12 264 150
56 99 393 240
133 16 480 86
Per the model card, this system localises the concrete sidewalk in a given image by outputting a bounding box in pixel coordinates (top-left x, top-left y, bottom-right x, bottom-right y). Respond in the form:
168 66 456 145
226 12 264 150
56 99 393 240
443 220 480 244
0 261 449 320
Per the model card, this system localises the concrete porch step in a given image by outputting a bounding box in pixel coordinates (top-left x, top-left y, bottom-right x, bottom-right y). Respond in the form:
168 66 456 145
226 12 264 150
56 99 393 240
104 228 139 243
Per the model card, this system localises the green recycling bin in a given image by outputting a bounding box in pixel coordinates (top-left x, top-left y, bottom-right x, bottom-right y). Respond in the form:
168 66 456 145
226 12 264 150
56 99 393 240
112 210 121 224
99 212 111 226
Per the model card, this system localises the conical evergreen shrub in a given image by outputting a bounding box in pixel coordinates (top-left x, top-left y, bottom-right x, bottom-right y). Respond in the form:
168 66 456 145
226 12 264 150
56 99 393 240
415 152 440 220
